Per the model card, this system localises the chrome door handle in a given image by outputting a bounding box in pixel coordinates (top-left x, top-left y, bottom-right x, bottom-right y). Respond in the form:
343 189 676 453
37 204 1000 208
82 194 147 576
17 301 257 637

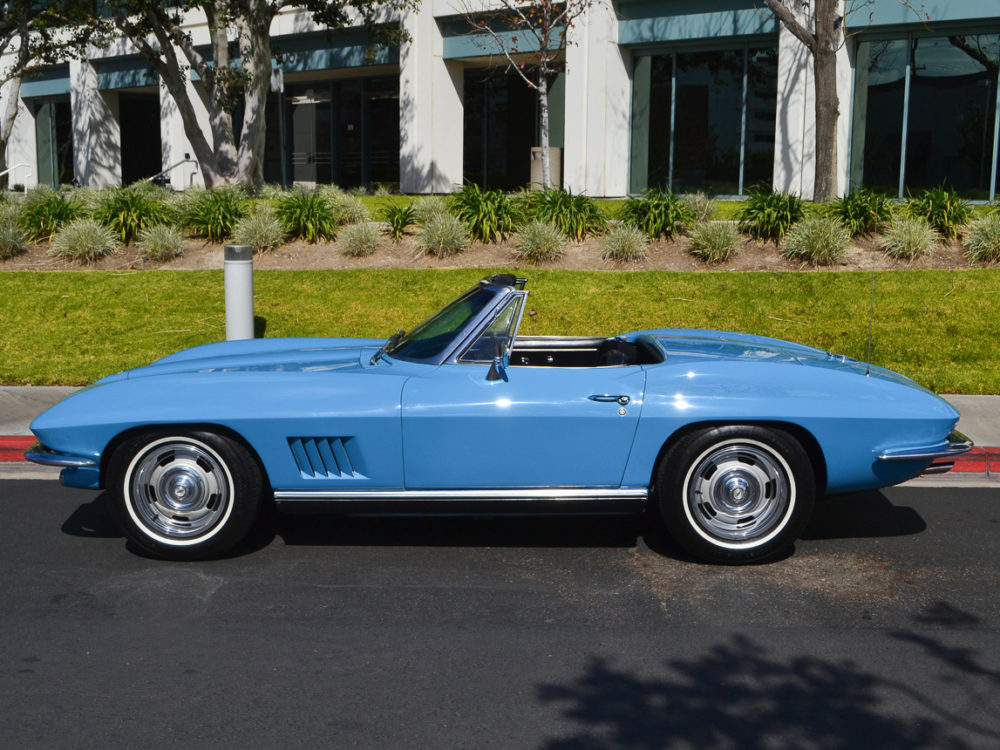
589 394 630 405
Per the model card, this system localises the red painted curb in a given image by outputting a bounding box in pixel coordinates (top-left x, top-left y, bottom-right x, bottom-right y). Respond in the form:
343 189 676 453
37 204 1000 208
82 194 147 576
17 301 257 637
0 436 36 463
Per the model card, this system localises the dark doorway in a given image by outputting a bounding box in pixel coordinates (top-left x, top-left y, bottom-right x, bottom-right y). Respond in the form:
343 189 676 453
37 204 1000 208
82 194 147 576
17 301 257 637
463 70 535 191
282 77 399 190
119 93 163 184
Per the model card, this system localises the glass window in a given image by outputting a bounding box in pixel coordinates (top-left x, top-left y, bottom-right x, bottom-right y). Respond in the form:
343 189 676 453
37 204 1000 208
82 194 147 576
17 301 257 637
389 288 494 361
851 39 908 194
629 44 777 196
460 298 522 363
851 33 1000 199
906 34 999 198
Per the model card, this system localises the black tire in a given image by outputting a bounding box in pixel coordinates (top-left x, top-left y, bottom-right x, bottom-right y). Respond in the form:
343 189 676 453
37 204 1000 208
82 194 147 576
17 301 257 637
655 425 815 564
106 430 265 560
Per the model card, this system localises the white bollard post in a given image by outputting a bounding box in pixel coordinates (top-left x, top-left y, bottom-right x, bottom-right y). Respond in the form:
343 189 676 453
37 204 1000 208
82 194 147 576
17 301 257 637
224 244 254 340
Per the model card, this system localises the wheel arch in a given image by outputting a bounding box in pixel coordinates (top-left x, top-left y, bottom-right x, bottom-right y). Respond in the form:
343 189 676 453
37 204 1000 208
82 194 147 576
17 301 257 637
649 420 828 496
99 423 273 491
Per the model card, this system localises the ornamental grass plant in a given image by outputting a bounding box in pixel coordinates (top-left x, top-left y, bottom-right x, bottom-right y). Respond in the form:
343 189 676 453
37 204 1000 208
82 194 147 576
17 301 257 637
906 184 971 239
94 184 174 244
832 188 893 237
233 204 286 253
880 216 939 260
688 221 741 263
49 218 120 263
136 224 186 261
512 220 566 264
602 224 649 262
182 185 248 242
520 188 607 241
416 213 470 257
19 185 80 241
681 191 716 223
780 215 850 266
379 201 416 241
964 214 1000 264
0 221 29 260
340 222 380 257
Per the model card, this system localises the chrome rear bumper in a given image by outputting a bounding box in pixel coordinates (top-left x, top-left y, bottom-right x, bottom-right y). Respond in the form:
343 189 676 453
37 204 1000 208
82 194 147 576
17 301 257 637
23 442 98 468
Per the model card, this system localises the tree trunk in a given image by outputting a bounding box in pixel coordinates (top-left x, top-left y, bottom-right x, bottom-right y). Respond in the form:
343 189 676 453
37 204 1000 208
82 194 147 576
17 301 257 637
0 75 22 187
234 11 273 189
537 68 550 189
812 2 840 201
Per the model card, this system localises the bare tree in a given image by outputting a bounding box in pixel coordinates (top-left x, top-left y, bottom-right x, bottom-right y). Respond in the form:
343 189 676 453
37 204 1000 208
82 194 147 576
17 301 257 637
760 0 929 200
67 0 417 188
458 0 604 189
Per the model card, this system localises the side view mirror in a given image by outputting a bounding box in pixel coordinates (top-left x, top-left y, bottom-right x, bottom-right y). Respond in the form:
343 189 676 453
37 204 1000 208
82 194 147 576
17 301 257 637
487 345 510 382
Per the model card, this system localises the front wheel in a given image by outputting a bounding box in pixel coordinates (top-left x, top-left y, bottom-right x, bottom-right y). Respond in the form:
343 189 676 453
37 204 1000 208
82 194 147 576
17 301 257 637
655 426 815 564
107 430 265 560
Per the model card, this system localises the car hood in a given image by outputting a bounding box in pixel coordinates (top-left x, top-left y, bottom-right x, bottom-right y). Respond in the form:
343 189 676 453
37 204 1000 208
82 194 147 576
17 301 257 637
636 328 928 390
94 337 386 384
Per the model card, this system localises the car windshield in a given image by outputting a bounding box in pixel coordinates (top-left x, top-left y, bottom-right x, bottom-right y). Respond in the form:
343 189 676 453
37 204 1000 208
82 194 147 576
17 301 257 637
387 287 495 361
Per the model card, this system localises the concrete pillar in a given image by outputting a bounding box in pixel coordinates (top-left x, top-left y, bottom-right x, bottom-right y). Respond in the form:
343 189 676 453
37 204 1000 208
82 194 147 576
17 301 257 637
2 79 36 188
70 59 121 187
563 1 630 197
400 3 464 193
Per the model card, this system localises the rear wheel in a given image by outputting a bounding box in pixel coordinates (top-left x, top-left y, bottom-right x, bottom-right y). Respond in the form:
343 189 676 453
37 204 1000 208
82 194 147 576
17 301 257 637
655 426 815 564
107 430 265 560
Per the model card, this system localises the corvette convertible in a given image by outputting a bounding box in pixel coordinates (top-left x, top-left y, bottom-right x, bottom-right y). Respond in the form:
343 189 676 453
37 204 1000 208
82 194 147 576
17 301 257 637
28 274 971 563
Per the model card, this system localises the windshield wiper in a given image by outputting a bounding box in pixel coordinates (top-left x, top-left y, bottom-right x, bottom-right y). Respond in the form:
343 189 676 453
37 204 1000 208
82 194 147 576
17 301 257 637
370 329 404 365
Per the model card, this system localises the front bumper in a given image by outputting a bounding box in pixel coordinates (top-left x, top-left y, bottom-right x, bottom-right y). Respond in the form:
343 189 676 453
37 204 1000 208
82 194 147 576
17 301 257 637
877 431 974 475
24 442 102 489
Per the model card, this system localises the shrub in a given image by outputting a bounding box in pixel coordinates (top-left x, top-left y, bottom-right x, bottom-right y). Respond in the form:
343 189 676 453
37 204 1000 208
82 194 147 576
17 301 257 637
880 216 938 260
449 183 520 243
415 213 469 257
520 187 607 241
94 185 174 244
832 188 893 236
906 184 971 239
602 224 649 262
0 222 29 260
233 204 286 253
413 195 450 225
49 218 119 263
341 222 380 257
250 183 287 200
619 187 693 239
182 185 248 241
326 192 370 225
681 191 716 223
780 215 850 266
0 200 21 226
136 224 186 261
688 222 741 263
737 185 804 243
512 220 566 264
963 214 1000 264
379 201 416 241
276 188 337 242
20 185 80 241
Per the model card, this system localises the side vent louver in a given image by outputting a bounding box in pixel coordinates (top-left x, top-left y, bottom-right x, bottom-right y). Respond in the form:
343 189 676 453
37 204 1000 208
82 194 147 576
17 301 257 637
288 437 364 479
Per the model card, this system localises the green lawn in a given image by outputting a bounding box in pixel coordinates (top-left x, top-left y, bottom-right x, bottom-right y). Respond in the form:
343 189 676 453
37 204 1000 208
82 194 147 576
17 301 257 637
1 268 998 392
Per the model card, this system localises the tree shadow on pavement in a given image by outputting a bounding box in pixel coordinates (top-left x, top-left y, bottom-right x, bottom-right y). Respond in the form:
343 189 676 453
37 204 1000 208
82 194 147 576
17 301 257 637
536 630 1000 749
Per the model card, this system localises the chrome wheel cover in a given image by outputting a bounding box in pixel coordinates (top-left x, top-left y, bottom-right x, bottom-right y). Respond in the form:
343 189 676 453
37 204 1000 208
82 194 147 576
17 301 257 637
125 438 233 543
683 439 794 548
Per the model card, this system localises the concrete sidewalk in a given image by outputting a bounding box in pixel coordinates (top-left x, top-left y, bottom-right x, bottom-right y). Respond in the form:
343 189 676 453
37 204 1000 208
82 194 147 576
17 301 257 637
2 386 998 481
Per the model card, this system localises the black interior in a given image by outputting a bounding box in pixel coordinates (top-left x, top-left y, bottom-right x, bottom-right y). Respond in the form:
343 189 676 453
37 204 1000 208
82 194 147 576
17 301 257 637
511 337 663 368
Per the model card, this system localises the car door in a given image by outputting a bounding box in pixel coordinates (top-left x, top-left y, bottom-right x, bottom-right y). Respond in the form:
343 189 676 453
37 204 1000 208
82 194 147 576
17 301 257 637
400 362 646 489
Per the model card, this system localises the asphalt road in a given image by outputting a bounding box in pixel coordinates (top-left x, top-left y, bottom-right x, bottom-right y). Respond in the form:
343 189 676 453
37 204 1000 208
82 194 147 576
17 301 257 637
1 480 998 749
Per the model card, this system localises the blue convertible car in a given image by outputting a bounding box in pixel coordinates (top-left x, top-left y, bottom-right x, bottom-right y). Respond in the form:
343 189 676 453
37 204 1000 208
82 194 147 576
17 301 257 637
28 275 971 563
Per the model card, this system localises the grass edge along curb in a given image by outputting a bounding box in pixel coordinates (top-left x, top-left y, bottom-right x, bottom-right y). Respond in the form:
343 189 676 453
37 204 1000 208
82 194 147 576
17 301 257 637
1 267 997 393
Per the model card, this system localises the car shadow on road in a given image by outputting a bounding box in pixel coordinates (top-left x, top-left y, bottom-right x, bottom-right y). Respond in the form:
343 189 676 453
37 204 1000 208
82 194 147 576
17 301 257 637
60 493 120 538
802 490 927 540
275 512 645 549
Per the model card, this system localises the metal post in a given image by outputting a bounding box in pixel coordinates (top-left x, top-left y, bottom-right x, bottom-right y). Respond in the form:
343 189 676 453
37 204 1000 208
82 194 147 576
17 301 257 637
224 245 254 341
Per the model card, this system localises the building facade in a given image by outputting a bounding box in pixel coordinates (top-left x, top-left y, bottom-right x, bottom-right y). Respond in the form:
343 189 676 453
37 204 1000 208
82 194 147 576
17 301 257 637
3 0 1000 199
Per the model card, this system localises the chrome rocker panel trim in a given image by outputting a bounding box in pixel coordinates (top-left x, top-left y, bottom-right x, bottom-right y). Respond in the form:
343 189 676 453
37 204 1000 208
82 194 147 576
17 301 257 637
24 442 98 468
274 488 649 502
877 431 974 462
